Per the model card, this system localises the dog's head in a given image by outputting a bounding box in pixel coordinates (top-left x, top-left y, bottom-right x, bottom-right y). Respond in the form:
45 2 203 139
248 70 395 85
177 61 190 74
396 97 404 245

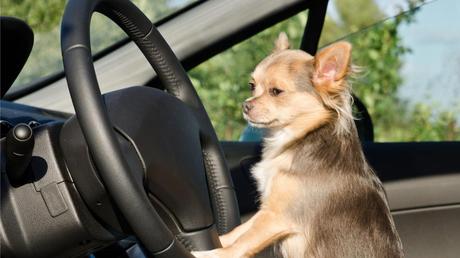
243 33 353 135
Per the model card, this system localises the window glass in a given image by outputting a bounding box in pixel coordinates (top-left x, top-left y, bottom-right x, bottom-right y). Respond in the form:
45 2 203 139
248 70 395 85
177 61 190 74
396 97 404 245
3 0 198 92
321 0 460 141
189 12 307 140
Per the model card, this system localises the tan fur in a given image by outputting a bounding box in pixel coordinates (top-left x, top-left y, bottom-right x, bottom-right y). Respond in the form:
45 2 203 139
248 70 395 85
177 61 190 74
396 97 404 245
193 34 403 258
274 32 290 52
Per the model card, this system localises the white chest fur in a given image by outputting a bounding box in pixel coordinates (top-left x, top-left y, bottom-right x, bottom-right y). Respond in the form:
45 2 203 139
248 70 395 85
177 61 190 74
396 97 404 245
251 129 295 200
251 159 277 198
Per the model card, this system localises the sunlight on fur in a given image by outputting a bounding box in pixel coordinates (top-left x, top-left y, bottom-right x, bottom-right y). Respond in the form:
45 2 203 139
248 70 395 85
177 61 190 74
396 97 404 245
192 33 403 258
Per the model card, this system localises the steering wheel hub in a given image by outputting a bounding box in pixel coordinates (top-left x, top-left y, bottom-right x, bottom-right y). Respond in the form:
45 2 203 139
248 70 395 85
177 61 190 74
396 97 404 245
105 86 214 231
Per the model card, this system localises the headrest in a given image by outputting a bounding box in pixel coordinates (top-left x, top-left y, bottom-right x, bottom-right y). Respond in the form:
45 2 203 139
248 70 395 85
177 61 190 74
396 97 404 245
1 17 34 98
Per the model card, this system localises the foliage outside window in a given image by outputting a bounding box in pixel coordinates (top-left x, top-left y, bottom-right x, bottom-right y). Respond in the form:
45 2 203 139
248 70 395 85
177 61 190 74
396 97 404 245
333 0 460 141
190 0 460 142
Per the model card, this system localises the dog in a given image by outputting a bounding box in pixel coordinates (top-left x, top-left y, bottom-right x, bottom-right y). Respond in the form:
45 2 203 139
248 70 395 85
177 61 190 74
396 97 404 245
193 33 404 258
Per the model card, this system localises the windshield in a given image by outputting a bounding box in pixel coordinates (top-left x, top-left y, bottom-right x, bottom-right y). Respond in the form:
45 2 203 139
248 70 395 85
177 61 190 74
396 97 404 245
2 0 198 92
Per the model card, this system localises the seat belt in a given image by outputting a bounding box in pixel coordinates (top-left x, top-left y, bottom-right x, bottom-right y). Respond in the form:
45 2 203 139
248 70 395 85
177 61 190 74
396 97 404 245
300 0 329 55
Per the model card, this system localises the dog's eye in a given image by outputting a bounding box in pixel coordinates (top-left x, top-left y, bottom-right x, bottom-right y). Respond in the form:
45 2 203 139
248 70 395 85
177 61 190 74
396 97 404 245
269 88 283 97
249 82 256 92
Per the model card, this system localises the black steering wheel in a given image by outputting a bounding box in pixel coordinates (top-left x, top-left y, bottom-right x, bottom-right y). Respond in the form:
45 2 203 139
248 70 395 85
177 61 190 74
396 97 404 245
61 0 240 256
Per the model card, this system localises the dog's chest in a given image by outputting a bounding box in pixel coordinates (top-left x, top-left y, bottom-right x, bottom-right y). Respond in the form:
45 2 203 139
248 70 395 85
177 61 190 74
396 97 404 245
251 159 277 198
251 151 293 199
252 130 295 199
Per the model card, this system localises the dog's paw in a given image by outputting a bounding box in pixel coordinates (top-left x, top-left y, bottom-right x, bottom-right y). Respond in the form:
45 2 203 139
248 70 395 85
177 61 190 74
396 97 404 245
219 234 233 248
192 248 242 258
191 250 219 258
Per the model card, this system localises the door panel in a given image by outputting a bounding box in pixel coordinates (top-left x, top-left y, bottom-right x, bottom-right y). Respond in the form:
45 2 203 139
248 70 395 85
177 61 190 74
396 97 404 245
393 205 460 258
221 141 460 257
386 174 460 210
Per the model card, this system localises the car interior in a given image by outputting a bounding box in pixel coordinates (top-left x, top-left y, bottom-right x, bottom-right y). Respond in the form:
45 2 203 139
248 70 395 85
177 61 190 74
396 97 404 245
1 0 459 258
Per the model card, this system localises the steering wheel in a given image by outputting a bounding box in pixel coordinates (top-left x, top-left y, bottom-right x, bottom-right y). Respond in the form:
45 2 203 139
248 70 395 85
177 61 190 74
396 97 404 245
61 0 240 256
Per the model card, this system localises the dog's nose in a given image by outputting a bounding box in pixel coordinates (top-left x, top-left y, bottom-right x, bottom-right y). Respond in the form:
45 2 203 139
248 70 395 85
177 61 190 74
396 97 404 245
243 101 253 113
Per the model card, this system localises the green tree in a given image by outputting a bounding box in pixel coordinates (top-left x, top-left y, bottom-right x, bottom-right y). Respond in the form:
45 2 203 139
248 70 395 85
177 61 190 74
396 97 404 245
319 0 384 45
345 6 414 140
340 1 459 141
1 0 65 32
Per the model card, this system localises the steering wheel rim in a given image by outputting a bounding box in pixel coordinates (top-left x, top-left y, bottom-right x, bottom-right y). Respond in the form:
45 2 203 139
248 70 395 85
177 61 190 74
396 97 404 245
61 0 240 255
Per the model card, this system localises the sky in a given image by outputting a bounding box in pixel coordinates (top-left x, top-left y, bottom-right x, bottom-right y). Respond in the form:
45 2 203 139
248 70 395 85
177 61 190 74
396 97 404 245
396 0 460 111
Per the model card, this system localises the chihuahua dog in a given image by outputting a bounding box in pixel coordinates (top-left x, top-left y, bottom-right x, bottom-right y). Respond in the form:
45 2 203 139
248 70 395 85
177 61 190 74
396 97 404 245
193 33 403 258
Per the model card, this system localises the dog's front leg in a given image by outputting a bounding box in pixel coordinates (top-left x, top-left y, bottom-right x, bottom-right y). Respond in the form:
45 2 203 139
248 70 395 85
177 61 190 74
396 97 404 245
192 210 292 258
219 212 260 248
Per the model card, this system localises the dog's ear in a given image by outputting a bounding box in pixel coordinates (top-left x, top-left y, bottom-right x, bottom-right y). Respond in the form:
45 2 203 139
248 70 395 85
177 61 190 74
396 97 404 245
312 41 351 93
273 32 290 52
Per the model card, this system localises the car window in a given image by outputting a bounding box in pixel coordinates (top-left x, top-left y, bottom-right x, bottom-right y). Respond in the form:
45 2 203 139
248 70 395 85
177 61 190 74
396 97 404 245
3 0 198 92
321 0 460 142
192 0 459 142
189 11 308 141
